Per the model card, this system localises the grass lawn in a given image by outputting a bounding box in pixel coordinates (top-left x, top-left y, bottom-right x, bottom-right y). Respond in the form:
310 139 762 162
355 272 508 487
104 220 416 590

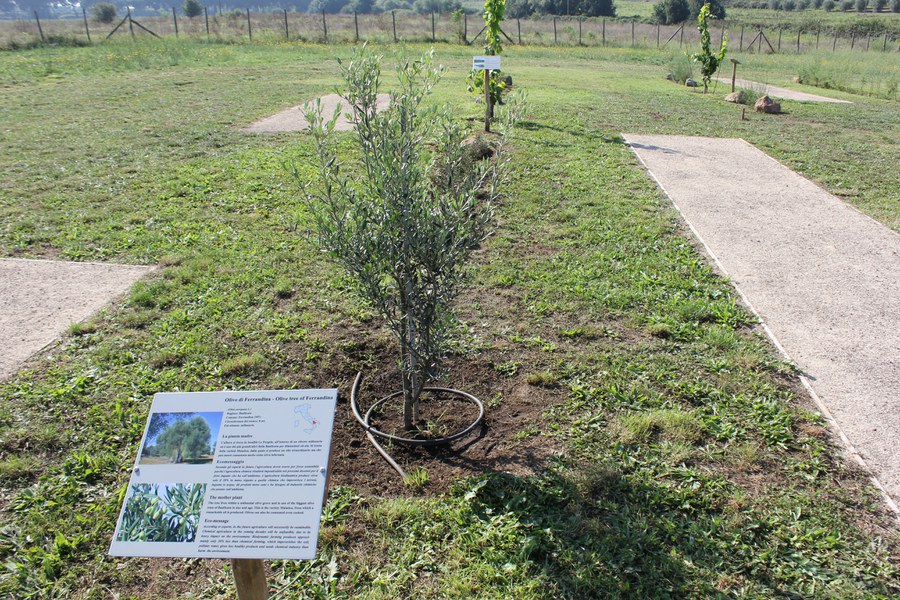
0 39 898 598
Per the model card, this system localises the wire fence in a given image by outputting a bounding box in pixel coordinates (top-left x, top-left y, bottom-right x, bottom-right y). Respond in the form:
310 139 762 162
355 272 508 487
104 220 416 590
3 9 898 53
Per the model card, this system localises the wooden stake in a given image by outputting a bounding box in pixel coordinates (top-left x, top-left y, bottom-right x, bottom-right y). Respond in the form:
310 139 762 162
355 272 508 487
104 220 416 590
82 7 91 42
128 7 135 39
131 18 161 38
797 29 801 53
34 10 45 42
431 12 435 42
284 9 289 40
231 559 267 600
205 6 210 39
553 18 557 44
354 11 359 42
631 21 635 47
173 7 178 38
517 18 521 45
246 8 251 40
739 25 744 51
484 68 491 133
322 10 327 43
106 13 129 39
602 19 605 46
730 58 739 92
392 10 396 42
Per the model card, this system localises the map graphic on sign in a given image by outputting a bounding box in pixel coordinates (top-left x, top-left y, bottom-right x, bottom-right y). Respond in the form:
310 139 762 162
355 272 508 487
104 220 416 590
294 404 318 433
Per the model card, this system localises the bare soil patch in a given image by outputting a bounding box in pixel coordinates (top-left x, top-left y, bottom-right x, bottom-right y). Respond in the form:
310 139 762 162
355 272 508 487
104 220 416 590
0 258 154 381
244 93 390 133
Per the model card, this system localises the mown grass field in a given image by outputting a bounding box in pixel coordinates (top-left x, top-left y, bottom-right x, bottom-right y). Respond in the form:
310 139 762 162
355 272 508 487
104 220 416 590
0 39 898 598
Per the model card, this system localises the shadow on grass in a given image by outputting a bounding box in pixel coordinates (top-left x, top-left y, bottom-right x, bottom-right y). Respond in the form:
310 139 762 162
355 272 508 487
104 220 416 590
515 120 627 147
453 466 700 598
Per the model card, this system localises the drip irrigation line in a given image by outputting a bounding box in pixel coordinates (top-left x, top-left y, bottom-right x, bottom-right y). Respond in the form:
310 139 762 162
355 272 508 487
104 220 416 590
349 371 484 480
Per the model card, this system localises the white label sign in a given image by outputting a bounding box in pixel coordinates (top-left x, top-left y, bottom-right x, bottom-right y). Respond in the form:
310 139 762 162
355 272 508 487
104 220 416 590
109 389 337 560
473 55 501 71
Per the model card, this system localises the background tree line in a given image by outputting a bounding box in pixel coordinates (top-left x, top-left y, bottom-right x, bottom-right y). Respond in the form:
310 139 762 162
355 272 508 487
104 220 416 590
651 0 725 24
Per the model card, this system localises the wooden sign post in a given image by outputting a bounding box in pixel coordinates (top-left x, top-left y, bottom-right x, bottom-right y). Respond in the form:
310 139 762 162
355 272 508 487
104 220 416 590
233 559 268 599
730 58 740 93
473 55 501 133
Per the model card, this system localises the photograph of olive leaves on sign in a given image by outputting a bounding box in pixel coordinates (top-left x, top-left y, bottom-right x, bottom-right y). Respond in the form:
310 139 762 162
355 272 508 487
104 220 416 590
116 483 206 543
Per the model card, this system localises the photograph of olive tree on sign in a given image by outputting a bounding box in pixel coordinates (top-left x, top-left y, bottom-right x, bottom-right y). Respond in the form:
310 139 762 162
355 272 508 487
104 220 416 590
115 483 206 543
139 412 223 466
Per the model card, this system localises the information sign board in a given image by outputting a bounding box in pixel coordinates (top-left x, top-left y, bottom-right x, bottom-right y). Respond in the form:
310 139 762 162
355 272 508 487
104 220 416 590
472 56 501 71
109 389 337 560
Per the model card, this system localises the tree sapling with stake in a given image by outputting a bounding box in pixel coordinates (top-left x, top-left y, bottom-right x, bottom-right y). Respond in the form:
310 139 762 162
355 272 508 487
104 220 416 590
691 3 727 93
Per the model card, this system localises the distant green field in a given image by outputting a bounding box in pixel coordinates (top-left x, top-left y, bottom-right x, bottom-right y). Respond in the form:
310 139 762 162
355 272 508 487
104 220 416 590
617 0 659 18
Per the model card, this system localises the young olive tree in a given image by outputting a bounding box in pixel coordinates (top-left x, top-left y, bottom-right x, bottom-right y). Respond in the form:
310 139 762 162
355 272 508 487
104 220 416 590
691 3 727 93
296 50 518 432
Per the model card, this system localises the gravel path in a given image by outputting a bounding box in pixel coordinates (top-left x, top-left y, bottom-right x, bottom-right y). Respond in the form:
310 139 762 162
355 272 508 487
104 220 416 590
244 93 390 133
0 258 153 381
714 77 852 103
625 134 900 512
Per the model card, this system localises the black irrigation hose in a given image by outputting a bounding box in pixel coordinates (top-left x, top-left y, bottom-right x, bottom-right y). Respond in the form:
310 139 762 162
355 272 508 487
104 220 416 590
349 371 485 479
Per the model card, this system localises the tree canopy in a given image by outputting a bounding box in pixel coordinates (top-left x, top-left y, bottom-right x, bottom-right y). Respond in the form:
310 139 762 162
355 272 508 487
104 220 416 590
156 417 211 462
